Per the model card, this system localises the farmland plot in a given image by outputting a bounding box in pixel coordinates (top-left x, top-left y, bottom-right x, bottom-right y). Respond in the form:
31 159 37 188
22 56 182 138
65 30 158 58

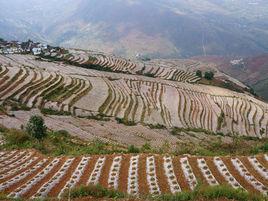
0 150 267 199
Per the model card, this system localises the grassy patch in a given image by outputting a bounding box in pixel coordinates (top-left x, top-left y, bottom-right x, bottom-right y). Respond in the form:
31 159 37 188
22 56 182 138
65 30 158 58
171 127 216 136
63 184 127 200
62 184 267 201
146 123 166 129
0 128 127 156
116 117 137 126
173 133 268 156
40 108 72 116
155 184 267 201
81 114 110 121
43 85 68 101
127 144 140 153
2 100 30 112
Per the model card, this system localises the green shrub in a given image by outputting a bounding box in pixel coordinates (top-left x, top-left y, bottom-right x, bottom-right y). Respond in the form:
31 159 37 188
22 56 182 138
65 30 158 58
26 115 47 140
115 117 136 126
144 72 155 78
261 142 268 152
196 70 202 78
204 71 214 80
217 111 225 130
147 123 166 129
141 142 152 152
127 145 140 153
9 102 30 111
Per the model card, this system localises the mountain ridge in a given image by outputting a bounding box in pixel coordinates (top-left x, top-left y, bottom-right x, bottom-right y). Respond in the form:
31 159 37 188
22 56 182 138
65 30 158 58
1 0 268 58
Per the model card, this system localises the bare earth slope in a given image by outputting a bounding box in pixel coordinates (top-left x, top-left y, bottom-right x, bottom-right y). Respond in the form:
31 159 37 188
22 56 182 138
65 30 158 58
0 53 268 138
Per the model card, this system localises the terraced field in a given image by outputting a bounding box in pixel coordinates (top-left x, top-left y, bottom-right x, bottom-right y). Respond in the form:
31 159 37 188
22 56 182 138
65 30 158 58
0 150 267 199
0 54 268 138
44 49 201 83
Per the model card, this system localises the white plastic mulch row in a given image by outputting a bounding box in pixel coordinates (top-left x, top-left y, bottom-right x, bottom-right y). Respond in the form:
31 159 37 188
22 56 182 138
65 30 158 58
127 155 139 195
248 156 268 180
0 159 48 191
213 157 243 189
163 156 181 194
180 157 197 190
87 157 106 185
197 158 218 186
146 156 161 195
9 158 61 198
32 158 75 198
231 158 268 194
108 156 122 190
58 157 91 198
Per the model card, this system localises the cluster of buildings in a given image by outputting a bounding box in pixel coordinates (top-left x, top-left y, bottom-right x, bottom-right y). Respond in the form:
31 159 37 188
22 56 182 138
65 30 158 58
0 39 54 55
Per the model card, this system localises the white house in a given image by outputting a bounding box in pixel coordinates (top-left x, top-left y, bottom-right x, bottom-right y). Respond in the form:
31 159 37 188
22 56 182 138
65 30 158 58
32 47 42 55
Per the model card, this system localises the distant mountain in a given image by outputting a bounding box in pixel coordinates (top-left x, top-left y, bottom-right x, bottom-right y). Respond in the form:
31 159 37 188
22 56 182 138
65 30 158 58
195 53 268 101
1 0 268 58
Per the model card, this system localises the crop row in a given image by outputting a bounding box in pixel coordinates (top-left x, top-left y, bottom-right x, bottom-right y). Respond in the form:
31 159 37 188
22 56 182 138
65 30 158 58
0 150 267 199
0 56 268 137
44 50 200 83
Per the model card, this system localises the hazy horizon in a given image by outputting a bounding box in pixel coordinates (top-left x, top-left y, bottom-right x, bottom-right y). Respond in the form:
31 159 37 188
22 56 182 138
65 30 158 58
1 0 268 58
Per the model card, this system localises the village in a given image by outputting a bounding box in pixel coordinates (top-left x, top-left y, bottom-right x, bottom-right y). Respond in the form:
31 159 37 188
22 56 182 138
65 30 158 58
0 38 56 55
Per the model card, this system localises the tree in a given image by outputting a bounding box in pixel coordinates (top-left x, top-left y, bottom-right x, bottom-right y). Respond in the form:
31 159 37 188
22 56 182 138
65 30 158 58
26 115 47 140
204 71 214 80
196 70 202 78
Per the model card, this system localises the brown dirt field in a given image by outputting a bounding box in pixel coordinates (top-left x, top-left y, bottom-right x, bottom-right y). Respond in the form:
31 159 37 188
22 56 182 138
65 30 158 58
48 157 82 197
0 156 44 185
256 155 268 169
220 157 259 194
23 157 66 198
138 154 150 195
4 158 50 194
0 152 38 175
118 155 130 193
1 150 268 199
173 156 190 191
154 155 170 194
0 151 19 164
0 151 27 168
77 156 98 186
188 157 208 186
98 155 114 188
239 157 268 186
204 157 227 185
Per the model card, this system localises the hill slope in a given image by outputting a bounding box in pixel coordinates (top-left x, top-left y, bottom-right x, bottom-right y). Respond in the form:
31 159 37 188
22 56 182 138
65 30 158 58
195 54 268 101
0 52 268 138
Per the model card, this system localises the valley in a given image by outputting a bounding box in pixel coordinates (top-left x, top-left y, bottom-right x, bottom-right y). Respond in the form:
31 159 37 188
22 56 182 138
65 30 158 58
1 0 268 200
0 42 267 200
